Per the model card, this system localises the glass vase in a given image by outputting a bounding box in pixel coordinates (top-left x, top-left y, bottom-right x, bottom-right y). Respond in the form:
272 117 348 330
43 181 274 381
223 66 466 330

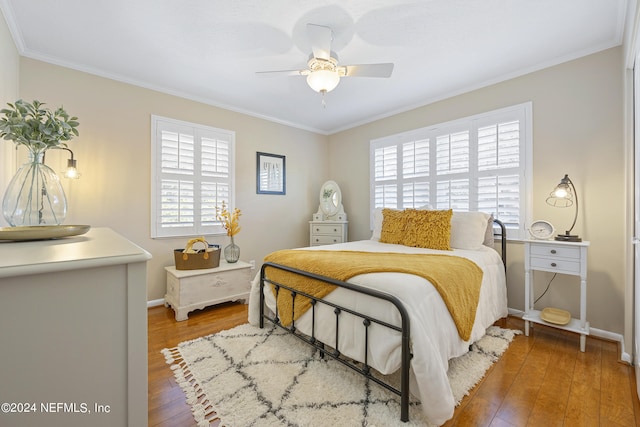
2 150 67 226
224 236 240 263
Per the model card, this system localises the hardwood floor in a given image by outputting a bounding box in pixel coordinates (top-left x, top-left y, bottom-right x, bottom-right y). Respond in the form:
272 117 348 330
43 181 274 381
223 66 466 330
148 302 248 427
148 303 640 426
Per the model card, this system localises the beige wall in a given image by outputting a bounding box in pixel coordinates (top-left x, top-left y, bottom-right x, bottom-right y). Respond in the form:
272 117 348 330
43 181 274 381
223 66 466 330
329 47 626 338
0 9 19 202
1 8 630 347
17 58 330 302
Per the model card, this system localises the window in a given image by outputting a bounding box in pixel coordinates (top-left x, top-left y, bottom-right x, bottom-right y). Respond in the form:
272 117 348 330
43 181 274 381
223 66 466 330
151 116 235 238
370 103 532 239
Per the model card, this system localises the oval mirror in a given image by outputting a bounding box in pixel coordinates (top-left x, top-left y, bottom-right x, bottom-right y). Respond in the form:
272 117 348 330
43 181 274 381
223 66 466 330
319 180 342 216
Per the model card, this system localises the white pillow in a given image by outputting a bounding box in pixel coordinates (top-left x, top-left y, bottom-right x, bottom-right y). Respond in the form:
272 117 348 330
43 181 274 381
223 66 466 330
450 211 491 250
371 207 384 240
483 215 495 247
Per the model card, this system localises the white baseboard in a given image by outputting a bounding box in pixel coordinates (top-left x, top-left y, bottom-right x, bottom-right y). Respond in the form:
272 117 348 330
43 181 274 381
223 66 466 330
508 308 524 318
147 298 165 308
506 308 630 363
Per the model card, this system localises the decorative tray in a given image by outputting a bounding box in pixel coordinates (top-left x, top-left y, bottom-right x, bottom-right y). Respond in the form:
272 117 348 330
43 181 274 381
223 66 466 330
0 225 91 241
540 307 571 325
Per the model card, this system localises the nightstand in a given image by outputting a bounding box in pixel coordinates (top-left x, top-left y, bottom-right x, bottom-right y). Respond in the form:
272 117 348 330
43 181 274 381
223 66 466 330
523 239 590 351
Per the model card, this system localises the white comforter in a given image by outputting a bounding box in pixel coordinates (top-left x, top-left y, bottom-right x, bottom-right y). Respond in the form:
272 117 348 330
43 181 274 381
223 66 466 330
248 240 507 425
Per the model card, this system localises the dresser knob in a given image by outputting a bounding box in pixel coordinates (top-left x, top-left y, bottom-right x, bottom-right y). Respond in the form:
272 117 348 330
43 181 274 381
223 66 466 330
316 228 320 232
550 249 557 254
551 262 557 267
334 228 337 232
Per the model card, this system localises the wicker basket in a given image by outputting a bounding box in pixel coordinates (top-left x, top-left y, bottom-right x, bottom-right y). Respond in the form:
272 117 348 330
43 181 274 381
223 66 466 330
174 237 220 270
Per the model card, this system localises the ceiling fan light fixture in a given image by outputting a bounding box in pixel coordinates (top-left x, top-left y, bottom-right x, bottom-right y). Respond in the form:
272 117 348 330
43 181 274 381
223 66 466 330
306 69 340 93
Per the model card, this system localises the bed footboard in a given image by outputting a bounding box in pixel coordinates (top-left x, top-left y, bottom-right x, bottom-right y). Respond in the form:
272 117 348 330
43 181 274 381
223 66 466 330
259 263 412 422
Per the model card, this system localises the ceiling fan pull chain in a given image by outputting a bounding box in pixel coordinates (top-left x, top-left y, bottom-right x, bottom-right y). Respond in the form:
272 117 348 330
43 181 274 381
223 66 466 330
321 90 327 108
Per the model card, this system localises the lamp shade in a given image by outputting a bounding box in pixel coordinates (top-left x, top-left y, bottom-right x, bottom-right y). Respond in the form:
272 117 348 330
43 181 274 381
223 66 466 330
546 175 573 207
64 158 79 179
545 174 581 241
59 147 80 179
306 69 340 93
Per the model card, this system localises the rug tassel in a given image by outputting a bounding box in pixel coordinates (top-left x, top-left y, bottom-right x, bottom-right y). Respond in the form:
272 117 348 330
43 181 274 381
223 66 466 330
162 346 213 425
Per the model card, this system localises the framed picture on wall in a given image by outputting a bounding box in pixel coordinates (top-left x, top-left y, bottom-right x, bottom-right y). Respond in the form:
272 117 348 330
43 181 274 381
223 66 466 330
256 152 286 195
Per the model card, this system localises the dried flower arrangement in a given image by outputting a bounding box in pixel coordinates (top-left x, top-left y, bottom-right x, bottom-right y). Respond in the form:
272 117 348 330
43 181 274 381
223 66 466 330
216 201 241 236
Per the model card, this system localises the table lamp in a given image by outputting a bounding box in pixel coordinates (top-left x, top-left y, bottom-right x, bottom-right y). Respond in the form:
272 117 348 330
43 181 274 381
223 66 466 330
545 174 581 242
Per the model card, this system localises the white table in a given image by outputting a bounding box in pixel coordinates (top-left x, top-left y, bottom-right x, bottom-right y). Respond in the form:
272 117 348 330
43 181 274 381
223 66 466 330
165 260 252 321
523 239 590 351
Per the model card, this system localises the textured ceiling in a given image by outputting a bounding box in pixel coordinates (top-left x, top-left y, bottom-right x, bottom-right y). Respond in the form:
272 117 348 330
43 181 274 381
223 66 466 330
0 0 628 134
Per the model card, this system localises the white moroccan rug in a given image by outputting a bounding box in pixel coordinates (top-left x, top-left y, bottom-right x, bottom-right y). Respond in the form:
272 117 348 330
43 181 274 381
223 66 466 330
162 323 520 427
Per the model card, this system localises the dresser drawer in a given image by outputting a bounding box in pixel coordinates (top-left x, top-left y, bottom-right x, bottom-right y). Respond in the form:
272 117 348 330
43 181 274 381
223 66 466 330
312 234 343 245
312 224 344 236
530 256 581 274
530 244 580 259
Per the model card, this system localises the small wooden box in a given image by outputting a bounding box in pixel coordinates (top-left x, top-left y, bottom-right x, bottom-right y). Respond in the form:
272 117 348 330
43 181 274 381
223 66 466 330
164 260 252 321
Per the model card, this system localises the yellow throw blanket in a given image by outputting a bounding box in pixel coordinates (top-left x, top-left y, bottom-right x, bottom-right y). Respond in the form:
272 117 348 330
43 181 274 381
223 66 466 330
263 250 483 341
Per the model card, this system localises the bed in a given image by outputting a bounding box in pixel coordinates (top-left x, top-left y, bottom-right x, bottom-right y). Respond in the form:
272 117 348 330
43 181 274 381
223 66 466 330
248 209 508 425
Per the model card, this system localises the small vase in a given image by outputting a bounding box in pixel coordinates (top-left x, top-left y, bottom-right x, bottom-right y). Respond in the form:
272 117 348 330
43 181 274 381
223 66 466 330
224 236 240 263
2 150 67 226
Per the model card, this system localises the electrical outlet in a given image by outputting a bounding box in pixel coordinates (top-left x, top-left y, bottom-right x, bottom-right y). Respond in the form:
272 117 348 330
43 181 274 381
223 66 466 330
249 260 255 269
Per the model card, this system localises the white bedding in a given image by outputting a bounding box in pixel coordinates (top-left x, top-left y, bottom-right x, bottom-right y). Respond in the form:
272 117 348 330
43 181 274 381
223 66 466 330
248 239 507 425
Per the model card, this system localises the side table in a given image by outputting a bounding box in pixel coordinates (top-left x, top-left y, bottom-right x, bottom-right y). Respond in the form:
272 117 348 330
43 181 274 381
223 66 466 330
165 260 252 321
523 239 590 351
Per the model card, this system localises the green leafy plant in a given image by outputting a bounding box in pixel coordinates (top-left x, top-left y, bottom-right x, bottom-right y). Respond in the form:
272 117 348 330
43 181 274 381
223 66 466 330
0 99 79 152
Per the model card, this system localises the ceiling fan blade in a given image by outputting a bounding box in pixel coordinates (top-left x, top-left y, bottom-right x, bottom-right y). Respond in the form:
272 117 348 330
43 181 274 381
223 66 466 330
344 63 394 78
307 23 332 60
255 69 306 77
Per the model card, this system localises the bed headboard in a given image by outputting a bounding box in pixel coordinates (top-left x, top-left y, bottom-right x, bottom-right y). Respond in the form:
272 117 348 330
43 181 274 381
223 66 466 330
492 218 507 270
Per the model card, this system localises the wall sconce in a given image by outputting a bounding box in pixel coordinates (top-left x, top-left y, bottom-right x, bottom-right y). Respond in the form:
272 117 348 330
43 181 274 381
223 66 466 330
60 147 80 179
545 174 581 241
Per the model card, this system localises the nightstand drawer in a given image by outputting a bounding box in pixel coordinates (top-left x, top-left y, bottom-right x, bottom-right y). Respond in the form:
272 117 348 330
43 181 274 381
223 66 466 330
312 224 344 236
530 256 580 274
530 244 580 259
312 235 342 245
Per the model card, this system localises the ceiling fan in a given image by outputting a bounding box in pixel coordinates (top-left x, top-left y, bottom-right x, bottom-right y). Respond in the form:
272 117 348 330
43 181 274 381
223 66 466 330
256 24 394 97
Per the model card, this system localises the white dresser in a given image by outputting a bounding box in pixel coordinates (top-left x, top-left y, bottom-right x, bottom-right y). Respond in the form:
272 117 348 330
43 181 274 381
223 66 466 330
309 220 348 246
0 228 151 427
310 181 348 246
165 260 252 320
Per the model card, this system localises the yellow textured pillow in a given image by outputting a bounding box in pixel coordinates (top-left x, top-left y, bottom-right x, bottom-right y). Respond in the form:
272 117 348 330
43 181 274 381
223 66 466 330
403 209 453 250
379 208 406 245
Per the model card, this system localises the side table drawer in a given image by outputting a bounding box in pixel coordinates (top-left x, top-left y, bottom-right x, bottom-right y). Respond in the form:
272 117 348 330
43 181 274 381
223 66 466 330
530 244 580 259
530 256 580 274
312 234 343 245
312 224 343 236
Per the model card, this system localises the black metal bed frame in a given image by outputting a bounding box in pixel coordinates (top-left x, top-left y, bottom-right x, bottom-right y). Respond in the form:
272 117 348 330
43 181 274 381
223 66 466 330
258 219 506 423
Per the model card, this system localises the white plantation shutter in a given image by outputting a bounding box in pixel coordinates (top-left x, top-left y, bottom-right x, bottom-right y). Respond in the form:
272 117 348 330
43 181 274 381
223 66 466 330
151 116 235 238
401 139 429 208
370 103 531 239
475 120 522 230
373 144 398 208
